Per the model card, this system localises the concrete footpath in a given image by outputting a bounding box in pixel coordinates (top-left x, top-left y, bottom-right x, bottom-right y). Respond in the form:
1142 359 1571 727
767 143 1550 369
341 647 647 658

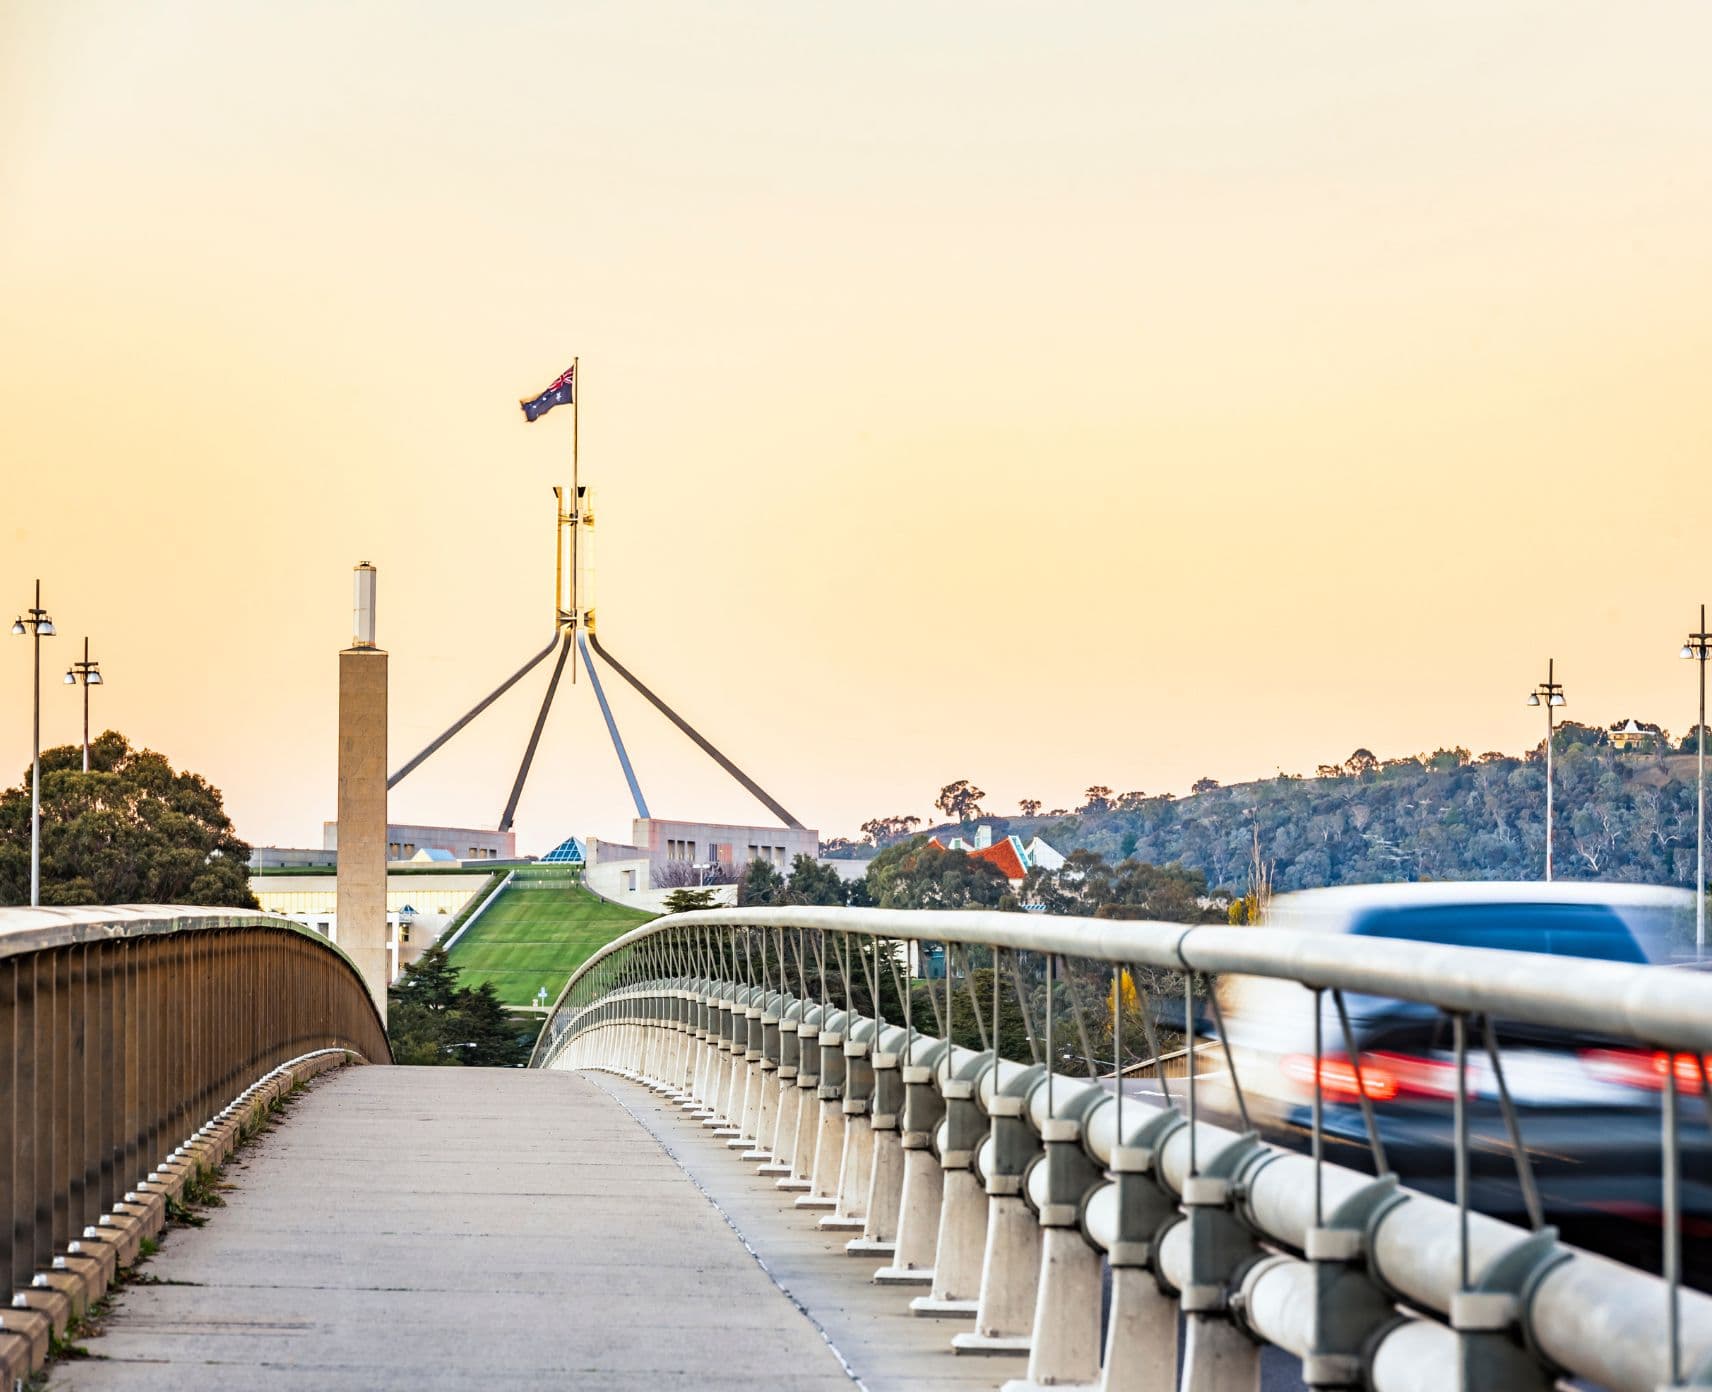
585 1073 1008 1390
50 1067 857 1391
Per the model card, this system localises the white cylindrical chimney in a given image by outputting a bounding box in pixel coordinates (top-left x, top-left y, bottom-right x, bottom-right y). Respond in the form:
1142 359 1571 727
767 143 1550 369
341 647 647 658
353 563 377 648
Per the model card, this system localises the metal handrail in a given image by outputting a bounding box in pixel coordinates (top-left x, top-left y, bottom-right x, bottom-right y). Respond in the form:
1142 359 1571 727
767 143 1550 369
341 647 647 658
0 905 390 1299
533 905 1712 1058
0 903 373 976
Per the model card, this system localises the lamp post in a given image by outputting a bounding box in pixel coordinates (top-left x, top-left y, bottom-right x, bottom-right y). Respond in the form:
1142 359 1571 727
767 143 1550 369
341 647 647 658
1526 659 1566 882
1682 608 1709 954
11 580 57 907
64 636 103 773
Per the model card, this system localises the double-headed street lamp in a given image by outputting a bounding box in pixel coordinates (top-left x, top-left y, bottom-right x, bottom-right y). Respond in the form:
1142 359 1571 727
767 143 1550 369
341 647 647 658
1682 608 1710 954
64 637 104 773
1527 659 1566 882
11 580 57 907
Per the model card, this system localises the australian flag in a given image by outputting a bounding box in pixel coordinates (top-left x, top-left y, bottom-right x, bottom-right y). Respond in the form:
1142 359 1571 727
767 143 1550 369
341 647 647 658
521 363 575 422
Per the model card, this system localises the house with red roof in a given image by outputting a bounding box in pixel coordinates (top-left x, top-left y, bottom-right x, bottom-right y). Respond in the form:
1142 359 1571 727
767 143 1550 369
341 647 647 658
928 828 1062 888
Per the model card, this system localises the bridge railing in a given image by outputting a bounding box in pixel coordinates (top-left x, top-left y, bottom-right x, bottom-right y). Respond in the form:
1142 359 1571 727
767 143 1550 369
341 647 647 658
0 906 389 1325
532 905 1712 1392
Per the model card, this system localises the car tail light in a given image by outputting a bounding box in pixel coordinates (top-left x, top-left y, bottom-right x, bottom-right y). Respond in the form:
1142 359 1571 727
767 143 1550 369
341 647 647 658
1282 1051 1461 1102
1580 1049 1712 1094
1283 1054 1399 1101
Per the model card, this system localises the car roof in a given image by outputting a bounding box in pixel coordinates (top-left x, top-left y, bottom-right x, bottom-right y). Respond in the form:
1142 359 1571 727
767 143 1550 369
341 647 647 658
1266 880 1693 934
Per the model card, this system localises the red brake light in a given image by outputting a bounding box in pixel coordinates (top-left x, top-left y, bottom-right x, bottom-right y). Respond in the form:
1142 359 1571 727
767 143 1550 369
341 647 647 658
1581 1049 1711 1094
1282 1051 1461 1102
1282 1054 1399 1102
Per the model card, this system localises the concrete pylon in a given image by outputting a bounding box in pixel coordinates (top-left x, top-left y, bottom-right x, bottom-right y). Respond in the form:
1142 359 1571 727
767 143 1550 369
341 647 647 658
336 562 389 1021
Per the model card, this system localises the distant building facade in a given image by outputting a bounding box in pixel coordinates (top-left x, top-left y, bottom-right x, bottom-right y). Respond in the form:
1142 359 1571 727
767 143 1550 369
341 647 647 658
1608 719 1665 752
249 868 498 985
321 821 517 863
580 817 818 910
635 817 819 878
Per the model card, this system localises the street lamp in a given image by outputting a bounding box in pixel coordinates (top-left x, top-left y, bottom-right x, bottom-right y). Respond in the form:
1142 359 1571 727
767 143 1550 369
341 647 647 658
1682 608 1709 954
1526 658 1566 882
11 580 56 907
64 637 103 773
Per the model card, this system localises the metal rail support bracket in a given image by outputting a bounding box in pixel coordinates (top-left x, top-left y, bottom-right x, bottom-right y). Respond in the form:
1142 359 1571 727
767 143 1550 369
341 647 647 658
1450 1227 1572 1392
1301 1175 1408 1389
1181 1133 1268 1316
871 1047 905 1132
1035 1091 1108 1229
1101 1109 1185 1269
985 1078 1045 1198
901 1045 951 1151
937 1051 996 1170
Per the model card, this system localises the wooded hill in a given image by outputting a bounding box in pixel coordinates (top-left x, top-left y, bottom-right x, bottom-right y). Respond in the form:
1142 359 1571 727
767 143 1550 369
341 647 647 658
945 725 1704 895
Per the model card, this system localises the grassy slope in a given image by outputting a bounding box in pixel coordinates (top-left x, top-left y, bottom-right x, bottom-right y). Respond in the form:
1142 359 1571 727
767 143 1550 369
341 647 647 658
445 877 653 1007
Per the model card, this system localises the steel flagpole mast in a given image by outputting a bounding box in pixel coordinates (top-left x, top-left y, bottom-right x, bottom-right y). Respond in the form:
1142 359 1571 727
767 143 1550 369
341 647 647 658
570 356 579 683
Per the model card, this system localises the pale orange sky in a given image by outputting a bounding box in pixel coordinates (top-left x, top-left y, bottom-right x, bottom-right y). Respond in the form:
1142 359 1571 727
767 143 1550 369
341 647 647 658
3 3 1710 855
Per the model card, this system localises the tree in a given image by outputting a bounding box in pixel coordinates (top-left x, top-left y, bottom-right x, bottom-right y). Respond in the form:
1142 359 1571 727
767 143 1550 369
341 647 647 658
386 944 533 1067
860 814 922 848
1018 798 1042 818
1344 749 1379 778
1191 777 1220 794
1080 786 1114 814
662 887 721 914
655 858 736 888
1023 851 1225 923
934 780 986 825
784 854 850 906
862 836 1010 910
737 857 786 906
0 731 257 908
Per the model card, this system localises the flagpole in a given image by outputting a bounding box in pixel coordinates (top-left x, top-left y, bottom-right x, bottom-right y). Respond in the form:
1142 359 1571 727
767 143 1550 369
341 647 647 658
552 485 564 632
569 355 579 682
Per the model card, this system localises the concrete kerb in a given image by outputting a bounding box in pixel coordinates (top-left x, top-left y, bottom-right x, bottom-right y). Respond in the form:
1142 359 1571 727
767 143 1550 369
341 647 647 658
6 1047 367 1378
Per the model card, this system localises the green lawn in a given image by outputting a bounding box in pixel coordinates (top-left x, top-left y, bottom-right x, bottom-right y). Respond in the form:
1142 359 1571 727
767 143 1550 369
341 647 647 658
444 875 653 1007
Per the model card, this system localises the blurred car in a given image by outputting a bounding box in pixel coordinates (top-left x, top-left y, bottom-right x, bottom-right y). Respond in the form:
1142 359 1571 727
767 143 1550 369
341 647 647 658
1204 881 1710 1282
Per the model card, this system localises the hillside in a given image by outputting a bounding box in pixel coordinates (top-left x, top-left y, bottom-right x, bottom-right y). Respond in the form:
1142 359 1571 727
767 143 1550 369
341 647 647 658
923 734 1703 894
445 869 652 1007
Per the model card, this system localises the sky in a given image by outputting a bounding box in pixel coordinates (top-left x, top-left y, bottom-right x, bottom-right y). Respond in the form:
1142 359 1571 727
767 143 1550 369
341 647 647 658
3 3 1711 855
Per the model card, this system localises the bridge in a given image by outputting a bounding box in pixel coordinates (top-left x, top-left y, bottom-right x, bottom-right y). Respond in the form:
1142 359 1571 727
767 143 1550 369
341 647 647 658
2 903 1709 1390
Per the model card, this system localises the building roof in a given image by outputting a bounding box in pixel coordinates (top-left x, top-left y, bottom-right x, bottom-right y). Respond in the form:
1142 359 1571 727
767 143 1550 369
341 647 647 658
1024 837 1066 872
410 848 458 863
929 833 1029 882
541 835 587 864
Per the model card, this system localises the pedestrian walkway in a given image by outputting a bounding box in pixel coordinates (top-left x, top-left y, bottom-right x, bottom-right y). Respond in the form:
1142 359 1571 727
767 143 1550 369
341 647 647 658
50 1067 856 1391
584 1072 1009 1390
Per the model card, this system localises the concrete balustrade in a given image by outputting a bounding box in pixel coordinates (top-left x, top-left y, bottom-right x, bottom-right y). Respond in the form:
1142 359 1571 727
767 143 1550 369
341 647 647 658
874 1037 953 1283
536 909 1712 1392
850 1024 910 1258
822 1018 877 1232
911 1048 995 1318
797 1007 849 1210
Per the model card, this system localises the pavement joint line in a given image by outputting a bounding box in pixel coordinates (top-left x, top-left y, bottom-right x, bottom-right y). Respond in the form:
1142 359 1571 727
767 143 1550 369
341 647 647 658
589 1071 867 1392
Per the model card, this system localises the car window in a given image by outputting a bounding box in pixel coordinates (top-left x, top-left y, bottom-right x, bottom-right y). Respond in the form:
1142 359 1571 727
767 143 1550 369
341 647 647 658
1348 903 1645 963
